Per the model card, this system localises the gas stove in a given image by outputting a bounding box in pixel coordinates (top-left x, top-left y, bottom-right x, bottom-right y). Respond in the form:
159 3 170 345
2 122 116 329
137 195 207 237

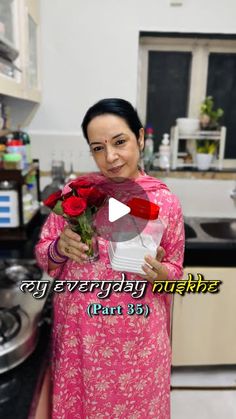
0 259 51 374
0 306 23 344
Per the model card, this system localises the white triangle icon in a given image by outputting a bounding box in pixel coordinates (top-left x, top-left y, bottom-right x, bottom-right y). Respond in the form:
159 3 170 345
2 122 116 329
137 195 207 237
108 197 130 222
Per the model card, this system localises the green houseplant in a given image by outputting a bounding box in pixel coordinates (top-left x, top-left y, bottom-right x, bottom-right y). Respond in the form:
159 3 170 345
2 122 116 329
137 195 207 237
199 96 224 130
196 96 224 170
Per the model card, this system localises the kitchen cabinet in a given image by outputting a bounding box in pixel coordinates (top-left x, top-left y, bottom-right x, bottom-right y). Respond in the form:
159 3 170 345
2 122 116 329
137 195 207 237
0 0 41 102
171 267 236 366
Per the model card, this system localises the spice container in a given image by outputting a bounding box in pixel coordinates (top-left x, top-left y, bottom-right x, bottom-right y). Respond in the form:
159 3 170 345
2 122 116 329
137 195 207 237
0 144 6 168
3 153 22 170
0 181 20 227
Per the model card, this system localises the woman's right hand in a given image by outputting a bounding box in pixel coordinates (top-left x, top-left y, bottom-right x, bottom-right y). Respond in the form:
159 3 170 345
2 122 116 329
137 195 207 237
57 225 89 263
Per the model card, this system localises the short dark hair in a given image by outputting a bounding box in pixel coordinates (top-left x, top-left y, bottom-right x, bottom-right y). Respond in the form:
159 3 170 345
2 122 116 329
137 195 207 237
81 98 143 143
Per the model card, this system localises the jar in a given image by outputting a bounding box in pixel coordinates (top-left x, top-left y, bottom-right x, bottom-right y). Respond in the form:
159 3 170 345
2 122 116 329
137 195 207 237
0 144 6 168
3 153 22 170
0 181 20 227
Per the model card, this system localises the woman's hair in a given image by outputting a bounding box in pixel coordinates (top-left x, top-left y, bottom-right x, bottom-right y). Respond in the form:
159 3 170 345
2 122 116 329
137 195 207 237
81 98 143 143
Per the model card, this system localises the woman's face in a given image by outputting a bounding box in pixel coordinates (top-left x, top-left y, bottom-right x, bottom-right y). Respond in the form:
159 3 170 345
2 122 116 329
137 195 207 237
87 114 144 181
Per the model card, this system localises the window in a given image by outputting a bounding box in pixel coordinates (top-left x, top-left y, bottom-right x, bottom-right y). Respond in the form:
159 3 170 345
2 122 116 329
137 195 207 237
138 35 236 159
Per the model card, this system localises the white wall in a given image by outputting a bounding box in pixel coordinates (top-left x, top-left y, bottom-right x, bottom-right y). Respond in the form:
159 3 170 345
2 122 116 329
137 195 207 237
27 0 236 172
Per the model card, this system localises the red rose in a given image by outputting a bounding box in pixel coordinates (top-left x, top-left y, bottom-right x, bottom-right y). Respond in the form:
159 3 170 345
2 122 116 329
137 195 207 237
43 190 62 209
62 196 87 217
69 178 94 191
77 187 106 207
77 187 93 200
87 188 106 207
62 190 73 199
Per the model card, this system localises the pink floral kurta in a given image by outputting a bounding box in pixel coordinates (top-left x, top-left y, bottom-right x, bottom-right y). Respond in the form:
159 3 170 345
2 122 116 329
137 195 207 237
35 173 185 419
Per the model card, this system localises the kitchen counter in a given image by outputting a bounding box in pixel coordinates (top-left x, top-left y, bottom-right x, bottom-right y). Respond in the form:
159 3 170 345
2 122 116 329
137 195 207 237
149 168 236 180
40 168 236 181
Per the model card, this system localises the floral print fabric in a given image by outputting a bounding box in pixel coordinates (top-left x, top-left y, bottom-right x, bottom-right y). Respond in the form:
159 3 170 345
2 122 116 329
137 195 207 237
35 173 185 419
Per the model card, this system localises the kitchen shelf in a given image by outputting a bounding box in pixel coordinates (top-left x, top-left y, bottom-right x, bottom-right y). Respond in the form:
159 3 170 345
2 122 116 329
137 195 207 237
0 161 39 183
170 126 227 170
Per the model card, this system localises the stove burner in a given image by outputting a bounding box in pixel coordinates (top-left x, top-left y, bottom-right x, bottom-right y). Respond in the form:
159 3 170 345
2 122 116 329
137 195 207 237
0 306 22 344
5 265 30 283
0 260 42 288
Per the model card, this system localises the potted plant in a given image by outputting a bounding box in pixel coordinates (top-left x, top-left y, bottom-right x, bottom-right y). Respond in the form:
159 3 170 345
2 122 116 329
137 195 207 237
196 140 217 170
199 96 224 130
196 96 224 170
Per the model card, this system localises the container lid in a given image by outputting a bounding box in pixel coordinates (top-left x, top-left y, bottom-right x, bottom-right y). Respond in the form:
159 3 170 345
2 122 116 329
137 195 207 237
127 197 160 220
13 130 30 144
3 153 22 162
145 125 154 136
9 139 23 146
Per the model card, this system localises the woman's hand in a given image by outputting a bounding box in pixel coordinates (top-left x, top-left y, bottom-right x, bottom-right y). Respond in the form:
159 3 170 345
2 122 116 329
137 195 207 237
139 246 168 284
57 225 89 263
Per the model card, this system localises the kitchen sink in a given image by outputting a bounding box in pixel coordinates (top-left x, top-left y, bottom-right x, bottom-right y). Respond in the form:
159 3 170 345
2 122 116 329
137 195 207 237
200 220 236 240
184 223 197 239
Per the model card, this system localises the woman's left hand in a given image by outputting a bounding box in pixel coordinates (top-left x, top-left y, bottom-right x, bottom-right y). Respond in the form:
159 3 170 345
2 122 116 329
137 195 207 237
139 246 169 284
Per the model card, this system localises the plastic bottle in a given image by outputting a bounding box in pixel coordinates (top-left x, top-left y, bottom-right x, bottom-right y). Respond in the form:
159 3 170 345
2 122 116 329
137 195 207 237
7 138 27 170
0 180 20 227
143 125 154 170
13 130 32 168
21 131 32 167
26 173 38 207
3 153 22 170
22 184 34 224
159 133 171 170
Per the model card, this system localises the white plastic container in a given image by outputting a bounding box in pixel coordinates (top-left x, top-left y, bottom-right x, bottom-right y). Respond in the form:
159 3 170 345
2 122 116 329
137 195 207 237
0 181 20 227
108 218 164 274
176 118 200 135
143 126 154 166
159 133 171 170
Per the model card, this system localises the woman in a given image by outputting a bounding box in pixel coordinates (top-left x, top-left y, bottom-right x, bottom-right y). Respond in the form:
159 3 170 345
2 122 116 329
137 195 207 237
35 98 185 419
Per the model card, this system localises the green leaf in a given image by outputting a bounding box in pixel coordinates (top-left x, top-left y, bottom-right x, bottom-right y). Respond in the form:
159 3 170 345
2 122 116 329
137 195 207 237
53 200 63 215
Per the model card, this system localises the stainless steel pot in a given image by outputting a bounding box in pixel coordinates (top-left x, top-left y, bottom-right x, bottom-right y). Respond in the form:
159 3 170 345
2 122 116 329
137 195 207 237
0 260 51 374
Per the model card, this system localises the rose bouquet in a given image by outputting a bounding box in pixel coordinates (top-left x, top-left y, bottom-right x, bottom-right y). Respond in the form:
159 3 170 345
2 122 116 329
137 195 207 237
43 179 106 261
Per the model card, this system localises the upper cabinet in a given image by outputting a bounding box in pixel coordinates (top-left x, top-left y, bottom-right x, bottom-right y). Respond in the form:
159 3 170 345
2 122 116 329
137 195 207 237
0 0 41 102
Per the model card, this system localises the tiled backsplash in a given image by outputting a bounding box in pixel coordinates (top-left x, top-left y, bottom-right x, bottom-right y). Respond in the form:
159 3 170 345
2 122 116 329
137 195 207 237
30 131 97 173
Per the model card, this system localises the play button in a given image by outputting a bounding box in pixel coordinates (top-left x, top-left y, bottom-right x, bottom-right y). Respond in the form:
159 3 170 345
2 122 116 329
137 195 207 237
108 198 130 222
86 176 153 243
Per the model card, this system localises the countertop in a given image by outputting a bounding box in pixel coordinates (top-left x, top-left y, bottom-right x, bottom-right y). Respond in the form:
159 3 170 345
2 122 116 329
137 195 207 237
149 168 236 180
39 168 236 181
